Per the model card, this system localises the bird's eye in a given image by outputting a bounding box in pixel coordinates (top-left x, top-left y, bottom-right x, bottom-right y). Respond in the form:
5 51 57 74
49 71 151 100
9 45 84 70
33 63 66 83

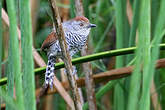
79 23 84 26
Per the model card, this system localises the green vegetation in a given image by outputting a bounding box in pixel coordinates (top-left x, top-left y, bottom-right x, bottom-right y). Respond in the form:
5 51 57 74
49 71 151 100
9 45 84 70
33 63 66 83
19 0 36 110
6 0 24 109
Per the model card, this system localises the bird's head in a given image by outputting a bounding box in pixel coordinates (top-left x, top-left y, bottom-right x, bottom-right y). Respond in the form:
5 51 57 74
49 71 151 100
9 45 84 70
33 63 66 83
63 16 96 36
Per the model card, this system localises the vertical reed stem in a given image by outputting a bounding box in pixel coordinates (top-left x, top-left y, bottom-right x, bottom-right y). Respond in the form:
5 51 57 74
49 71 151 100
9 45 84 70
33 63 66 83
74 0 97 110
19 0 36 110
6 0 24 109
49 0 82 109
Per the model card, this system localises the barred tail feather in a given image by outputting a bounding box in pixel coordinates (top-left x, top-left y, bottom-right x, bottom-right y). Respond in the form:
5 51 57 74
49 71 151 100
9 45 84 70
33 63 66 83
45 57 55 89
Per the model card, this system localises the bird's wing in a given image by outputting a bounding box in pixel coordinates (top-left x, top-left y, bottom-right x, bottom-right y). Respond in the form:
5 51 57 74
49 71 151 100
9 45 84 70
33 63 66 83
41 32 58 51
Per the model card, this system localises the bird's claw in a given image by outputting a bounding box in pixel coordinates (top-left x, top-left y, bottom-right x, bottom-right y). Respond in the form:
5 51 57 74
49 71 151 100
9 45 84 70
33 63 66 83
64 66 77 75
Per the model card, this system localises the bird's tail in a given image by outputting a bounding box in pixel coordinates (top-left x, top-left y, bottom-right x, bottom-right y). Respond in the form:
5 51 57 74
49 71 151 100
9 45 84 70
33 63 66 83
45 57 55 89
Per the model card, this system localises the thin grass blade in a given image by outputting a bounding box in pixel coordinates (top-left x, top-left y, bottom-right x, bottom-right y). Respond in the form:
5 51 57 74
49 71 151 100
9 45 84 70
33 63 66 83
138 0 151 109
126 0 140 63
114 0 126 110
127 0 143 109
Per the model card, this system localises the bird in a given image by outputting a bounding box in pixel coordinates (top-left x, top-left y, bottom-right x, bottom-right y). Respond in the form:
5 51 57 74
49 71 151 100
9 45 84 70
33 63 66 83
41 16 96 89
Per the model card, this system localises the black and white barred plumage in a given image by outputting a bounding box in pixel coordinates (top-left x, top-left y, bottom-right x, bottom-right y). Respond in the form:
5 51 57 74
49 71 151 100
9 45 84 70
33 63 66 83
41 16 96 88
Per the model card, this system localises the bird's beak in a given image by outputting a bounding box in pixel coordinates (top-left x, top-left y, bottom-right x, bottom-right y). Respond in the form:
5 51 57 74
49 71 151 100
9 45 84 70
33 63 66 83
88 24 97 28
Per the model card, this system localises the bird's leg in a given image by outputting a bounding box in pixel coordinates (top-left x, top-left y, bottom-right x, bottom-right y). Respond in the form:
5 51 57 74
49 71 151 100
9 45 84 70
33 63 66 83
45 54 56 89
72 66 77 75
63 66 77 75
61 52 77 75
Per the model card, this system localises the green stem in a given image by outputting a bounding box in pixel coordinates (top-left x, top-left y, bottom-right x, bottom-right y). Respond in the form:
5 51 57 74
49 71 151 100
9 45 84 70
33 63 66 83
1 44 165 86
139 0 151 110
126 0 140 63
140 0 165 109
6 0 24 109
114 0 126 110
19 0 36 110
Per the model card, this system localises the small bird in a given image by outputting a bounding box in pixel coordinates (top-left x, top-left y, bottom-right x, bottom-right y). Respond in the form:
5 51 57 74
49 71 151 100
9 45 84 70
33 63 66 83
41 16 96 88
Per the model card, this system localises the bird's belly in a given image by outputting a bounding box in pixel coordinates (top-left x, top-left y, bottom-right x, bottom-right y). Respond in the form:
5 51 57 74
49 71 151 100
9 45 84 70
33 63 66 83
48 40 85 58
68 44 84 56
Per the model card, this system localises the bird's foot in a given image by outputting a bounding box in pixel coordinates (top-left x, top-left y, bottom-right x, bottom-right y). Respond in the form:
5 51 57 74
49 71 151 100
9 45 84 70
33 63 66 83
64 66 77 75
72 66 77 75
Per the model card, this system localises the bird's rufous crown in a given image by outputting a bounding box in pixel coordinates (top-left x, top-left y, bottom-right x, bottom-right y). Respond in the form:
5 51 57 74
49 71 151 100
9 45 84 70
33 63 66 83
74 16 89 23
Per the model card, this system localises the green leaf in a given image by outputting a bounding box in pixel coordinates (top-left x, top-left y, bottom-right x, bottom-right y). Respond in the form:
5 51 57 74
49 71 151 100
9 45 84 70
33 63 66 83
6 0 24 109
19 0 36 110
